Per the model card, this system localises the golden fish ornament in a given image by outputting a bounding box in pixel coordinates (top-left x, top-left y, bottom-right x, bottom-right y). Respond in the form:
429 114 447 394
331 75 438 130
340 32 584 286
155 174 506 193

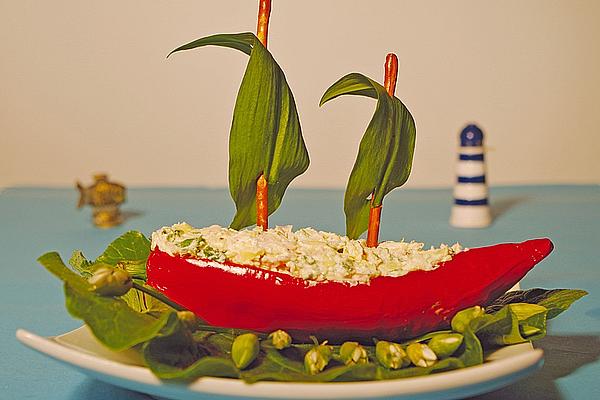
76 174 126 228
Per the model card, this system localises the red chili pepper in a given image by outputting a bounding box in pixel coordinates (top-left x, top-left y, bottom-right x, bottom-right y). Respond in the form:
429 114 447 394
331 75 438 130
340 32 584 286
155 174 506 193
146 238 553 340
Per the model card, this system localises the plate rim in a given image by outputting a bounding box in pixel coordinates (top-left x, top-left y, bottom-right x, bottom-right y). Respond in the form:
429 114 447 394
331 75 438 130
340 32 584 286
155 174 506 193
16 326 544 399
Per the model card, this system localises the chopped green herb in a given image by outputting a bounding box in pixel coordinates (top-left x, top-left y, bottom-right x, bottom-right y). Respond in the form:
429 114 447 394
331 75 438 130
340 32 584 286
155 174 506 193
177 239 195 248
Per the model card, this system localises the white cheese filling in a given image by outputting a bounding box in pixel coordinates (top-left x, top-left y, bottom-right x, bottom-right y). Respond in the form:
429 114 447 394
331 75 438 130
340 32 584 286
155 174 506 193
151 223 463 284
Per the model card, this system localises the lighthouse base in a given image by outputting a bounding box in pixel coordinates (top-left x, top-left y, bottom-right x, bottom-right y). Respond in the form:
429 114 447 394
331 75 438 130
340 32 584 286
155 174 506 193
450 205 492 228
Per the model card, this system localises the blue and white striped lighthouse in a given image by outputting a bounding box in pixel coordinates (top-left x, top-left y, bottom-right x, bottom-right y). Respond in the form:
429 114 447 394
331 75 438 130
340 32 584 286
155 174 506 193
450 124 492 228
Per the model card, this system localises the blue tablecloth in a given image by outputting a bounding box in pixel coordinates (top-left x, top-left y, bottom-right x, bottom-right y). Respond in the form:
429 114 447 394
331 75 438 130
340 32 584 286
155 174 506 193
1 185 598 399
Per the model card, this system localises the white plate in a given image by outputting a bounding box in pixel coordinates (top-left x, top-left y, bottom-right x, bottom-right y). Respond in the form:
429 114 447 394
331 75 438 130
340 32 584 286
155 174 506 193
16 326 543 400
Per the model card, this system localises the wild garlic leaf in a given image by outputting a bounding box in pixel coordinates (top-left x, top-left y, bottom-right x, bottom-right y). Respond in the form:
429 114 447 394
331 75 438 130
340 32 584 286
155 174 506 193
509 303 548 341
68 231 151 280
402 330 453 345
68 250 94 277
376 357 464 380
457 328 483 367
147 354 240 381
537 289 588 319
485 288 588 319
39 252 90 291
169 33 309 229
64 283 173 351
168 32 255 57
95 231 151 279
38 252 173 351
309 363 377 382
241 346 375 383
320 73 416 239
474 303 548 345
471 308 523 346
120 283 171 314
70 244 164 314
143 321 239 380
240 347 308 383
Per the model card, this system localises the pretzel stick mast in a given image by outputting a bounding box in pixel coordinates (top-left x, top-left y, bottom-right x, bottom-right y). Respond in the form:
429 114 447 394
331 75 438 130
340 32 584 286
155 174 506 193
255 0 272 230
366 53 398 247
257 0 271 47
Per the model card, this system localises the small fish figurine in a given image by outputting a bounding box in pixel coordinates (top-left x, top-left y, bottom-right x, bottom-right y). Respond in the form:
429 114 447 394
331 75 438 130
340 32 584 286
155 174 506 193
76 173 126 228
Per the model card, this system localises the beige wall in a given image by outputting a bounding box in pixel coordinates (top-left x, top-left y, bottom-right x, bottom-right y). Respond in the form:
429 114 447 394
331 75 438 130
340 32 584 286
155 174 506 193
1 0 599 188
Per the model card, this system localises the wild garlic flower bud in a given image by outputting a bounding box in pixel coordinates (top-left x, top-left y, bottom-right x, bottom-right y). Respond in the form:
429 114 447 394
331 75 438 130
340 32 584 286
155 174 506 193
304 341 332 375
451 306 485 333
268 329 292 350
406 343 438 367
375 341 409 369
339 341 369 366
428 333 464 358
88 265 132 296
177 311 200 331
231 333 260 369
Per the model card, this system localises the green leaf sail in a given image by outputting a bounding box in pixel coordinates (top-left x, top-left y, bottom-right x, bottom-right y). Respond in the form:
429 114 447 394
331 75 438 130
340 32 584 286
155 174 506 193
320 73 416 239
169 33 310 229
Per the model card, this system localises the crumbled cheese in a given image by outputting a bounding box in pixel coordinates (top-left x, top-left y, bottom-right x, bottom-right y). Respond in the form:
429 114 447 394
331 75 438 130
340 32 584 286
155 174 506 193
151 223 463 284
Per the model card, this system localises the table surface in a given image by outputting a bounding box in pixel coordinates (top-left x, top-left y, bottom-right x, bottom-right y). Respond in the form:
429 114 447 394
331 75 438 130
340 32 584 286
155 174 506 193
1 185 599 399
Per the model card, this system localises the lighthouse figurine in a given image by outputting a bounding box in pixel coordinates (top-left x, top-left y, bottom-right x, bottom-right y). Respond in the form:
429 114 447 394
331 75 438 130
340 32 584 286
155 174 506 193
450 124 492 228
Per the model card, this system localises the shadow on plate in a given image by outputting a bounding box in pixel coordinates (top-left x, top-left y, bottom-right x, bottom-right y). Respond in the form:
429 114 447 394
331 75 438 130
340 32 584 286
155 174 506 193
468 334 600 400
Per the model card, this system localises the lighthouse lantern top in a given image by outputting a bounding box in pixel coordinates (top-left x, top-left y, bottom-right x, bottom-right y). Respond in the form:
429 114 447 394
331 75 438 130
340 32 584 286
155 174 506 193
460 124 483 146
